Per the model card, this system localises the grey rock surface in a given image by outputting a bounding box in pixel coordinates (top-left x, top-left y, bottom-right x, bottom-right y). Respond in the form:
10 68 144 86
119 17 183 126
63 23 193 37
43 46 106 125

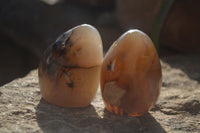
0 55 200 133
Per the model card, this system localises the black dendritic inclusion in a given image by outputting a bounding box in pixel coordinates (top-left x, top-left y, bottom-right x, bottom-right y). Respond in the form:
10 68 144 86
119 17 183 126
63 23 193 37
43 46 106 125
107 61 112 71
53 37 71 57
53 41 66 57
67 82 74 89
65 37 70 46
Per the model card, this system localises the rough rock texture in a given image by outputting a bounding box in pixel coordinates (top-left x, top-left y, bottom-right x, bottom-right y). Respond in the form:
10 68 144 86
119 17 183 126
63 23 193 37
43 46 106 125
0 55 200 133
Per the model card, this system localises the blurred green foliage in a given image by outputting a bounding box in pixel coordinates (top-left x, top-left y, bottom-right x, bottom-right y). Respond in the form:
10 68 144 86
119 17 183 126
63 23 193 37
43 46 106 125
151 0 175 52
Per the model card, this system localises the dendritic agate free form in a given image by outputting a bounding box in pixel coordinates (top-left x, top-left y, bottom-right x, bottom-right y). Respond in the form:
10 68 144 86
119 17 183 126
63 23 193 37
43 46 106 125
101 29 162 116
38 24 103 107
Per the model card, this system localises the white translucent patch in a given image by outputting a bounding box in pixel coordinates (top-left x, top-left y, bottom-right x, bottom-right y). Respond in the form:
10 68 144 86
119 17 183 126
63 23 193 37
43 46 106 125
111 59 116 72
103 81 126 106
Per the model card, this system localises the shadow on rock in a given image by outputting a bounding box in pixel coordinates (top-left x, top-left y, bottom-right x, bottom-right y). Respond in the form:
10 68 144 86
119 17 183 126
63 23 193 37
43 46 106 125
36 98 100 133
36 98 166 133
101 109 166 133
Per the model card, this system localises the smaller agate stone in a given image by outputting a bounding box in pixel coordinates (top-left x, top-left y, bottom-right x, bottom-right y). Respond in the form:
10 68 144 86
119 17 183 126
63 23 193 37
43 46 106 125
38 24 103 108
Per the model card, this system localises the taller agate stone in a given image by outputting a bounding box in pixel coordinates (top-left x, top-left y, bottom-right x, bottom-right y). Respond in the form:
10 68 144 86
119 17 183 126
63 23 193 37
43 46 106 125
101 29 162 116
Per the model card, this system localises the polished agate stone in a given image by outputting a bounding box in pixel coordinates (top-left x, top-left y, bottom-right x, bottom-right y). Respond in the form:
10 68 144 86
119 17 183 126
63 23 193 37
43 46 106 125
101 30 162 116
38 24 103 107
